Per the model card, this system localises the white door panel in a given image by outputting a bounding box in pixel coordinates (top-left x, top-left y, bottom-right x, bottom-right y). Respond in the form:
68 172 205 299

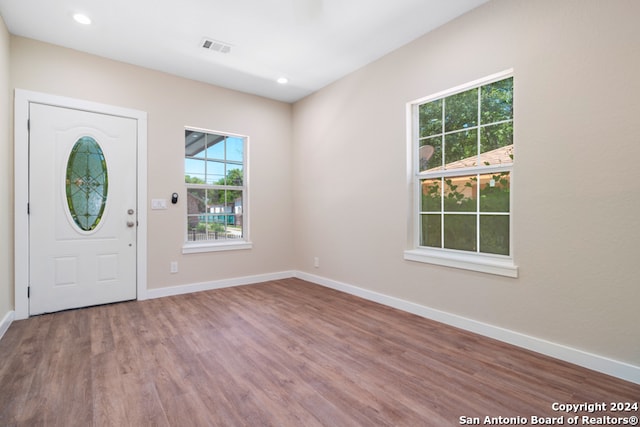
29 103 137 315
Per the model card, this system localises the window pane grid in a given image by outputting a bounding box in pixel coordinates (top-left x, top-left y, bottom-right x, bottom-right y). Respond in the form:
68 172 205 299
417 117 512 140
185 129 246 243
419 171 510 254
186 184 243 191
417 123 513 171
415 76 512 257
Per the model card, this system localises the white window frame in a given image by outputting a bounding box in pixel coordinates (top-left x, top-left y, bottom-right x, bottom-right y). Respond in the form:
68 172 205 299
404 70 518 278
182 127 252 254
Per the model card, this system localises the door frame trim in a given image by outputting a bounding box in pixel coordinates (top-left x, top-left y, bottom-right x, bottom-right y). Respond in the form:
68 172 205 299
14 89 148 319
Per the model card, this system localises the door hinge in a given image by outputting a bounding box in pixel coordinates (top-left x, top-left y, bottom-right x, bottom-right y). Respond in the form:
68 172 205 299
27 286 30 298
27 203 30 215
27 119 30 131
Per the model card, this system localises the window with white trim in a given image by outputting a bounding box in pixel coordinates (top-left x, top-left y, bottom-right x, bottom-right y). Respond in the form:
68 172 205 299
183 128 251 253
404 71 517 277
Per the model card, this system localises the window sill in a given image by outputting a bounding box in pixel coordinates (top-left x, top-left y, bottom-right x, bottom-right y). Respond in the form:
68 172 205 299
404 248 518 278
183 241 253 254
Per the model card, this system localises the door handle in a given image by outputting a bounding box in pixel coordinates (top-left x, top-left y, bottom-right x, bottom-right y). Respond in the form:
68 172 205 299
127 221 135 228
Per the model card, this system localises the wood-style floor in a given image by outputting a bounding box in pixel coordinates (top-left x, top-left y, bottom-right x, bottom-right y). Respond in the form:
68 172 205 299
1 278 638 426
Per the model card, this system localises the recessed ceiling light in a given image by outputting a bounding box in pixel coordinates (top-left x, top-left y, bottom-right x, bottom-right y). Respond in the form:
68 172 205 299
277 77 289 85
73 13 92 25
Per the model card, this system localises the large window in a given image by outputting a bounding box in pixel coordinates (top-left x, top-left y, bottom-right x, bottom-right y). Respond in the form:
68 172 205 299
404 71 517 277
184 128 250 253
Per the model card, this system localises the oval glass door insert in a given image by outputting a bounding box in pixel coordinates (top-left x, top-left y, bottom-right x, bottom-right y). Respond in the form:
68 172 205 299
66 136 109 231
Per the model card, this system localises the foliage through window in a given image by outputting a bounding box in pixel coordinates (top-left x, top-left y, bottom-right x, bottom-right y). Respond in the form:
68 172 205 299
184 129 247 244
411 73 513 263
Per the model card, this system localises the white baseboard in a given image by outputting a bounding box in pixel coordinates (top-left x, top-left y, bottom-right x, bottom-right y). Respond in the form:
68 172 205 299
145 270 296 300
294 271 640 385
0 310 15 342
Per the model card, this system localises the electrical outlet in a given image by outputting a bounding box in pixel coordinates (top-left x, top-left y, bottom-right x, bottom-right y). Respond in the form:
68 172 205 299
313 257 320 268
170 261 178 274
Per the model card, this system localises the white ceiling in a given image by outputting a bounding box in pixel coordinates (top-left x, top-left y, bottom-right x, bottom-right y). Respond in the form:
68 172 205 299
0 0 488 103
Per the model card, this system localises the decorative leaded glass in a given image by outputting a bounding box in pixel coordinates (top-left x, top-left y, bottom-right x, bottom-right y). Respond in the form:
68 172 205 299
66 136 108 231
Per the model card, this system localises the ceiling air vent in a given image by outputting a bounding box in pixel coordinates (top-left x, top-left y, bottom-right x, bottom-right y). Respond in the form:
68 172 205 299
201 38 232 54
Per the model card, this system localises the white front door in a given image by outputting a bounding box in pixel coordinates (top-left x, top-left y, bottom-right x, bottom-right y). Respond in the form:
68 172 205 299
28 103 138 315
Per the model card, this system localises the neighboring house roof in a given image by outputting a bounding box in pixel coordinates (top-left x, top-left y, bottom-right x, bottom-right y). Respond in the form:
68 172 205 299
424 144 513 172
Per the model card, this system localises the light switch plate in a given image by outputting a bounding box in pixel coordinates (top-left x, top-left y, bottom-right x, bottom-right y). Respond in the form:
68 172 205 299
151 199 168 210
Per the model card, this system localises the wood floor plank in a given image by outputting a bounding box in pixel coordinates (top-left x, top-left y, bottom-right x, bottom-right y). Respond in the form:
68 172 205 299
212 320 358 426
92 350 130 426
1 278 638 426
0 316 53 427
28 309 93 427
223 288 437 425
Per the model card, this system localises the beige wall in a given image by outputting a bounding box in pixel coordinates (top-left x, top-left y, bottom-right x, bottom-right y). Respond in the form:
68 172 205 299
10 36 295 292
292 0 640 366
0 16 12 323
